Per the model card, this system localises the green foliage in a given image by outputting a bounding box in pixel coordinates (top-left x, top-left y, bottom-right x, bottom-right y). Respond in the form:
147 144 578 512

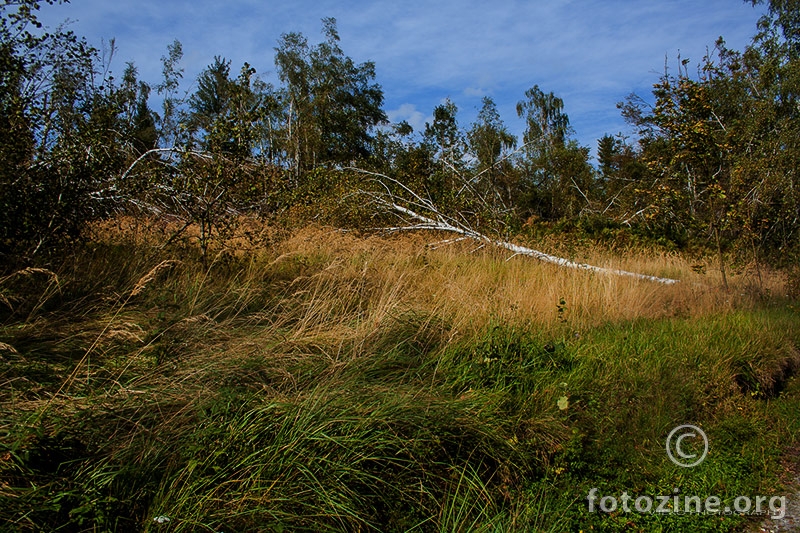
275 17 387 175
155 39 184 148
418 98 466 209
467 97 519 209
516 85 595 221
615 1 800 265
187 57 274 161
0 3 166 260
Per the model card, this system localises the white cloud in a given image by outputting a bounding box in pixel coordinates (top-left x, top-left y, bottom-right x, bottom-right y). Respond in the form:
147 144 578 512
387 103 430 133
463 87 486 98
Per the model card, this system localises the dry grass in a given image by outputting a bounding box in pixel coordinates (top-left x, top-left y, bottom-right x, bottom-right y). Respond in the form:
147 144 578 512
267 225 783 339
2 221 782 413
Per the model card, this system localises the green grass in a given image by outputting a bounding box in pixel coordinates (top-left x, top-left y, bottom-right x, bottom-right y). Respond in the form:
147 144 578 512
1 233 798 532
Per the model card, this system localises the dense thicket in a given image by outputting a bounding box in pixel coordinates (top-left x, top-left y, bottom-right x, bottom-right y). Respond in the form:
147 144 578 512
1 0 798 270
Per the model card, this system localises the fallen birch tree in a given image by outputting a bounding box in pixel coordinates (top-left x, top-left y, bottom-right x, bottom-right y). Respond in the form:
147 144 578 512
350 168 680 285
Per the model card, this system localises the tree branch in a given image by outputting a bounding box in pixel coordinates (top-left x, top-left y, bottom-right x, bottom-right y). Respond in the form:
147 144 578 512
351 168 680 285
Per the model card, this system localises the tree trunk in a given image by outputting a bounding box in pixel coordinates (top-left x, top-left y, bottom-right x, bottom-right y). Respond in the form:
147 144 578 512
714 224 729 291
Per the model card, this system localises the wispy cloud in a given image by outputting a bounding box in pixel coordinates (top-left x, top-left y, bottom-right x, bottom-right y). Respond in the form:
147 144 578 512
386 103 430 134
37 0 766 155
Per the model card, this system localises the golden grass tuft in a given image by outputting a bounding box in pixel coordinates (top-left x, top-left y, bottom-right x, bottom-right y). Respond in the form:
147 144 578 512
130 259 182 297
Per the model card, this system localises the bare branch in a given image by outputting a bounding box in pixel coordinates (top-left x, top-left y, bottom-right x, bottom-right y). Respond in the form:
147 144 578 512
119 147 214 183
350 167 680 285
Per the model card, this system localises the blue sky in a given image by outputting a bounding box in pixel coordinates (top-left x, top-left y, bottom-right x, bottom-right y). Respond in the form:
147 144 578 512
38 0 766 159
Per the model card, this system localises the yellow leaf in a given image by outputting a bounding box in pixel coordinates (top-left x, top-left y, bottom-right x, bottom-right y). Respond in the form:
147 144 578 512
557 396 569 411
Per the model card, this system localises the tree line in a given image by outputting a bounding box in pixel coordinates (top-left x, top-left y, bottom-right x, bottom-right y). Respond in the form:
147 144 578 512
1 0 798 274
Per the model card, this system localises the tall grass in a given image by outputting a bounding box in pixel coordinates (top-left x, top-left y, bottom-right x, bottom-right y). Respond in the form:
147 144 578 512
0 222 796 531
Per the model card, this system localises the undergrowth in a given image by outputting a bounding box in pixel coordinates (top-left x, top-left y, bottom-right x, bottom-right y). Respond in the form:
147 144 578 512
0 223 798 532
